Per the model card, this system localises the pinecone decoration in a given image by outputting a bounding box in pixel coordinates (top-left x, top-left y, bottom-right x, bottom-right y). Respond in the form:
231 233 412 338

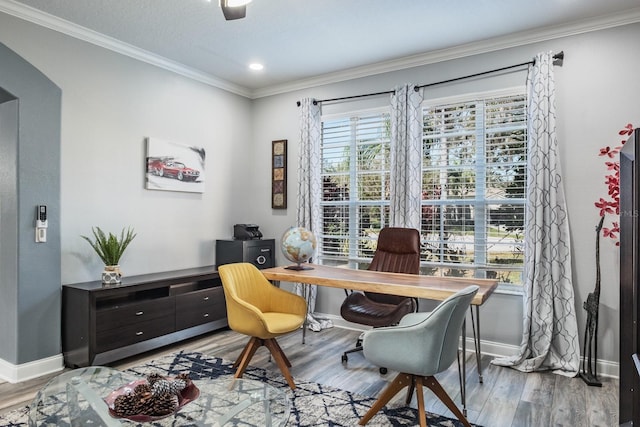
150 392 179 416
113 394 137 417
134 383 152 395
169 378 187 394
151 379 173 396
133 391 155 415
111 372 193 418
176 372 191 382
146 372 163 386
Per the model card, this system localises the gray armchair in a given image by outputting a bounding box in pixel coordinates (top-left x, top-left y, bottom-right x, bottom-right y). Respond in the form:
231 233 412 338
358 285 479 427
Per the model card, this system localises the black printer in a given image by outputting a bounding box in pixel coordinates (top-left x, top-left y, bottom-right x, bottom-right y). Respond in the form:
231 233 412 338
233 224 263 240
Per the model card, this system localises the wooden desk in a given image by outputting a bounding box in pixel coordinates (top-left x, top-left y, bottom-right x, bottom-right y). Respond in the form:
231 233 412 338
261 264 498 415
261 264 497 306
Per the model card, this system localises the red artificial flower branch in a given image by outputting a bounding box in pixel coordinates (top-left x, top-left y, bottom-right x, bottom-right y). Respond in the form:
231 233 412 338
595 123 634 246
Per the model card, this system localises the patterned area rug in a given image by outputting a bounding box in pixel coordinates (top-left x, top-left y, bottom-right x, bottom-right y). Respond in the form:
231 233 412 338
0 351 478 426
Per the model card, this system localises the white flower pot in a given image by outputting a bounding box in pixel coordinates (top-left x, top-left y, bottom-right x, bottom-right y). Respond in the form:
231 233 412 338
102 265 122 284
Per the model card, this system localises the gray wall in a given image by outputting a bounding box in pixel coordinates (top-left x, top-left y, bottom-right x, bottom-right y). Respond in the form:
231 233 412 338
0 42 61 365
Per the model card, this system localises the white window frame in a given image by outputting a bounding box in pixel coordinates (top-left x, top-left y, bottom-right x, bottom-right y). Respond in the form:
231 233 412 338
421 87 527 292
317 88 527 292
319 107 391 269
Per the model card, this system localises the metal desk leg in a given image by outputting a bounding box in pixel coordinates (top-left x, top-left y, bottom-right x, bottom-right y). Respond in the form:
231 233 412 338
302 283 309 344
461 318 467 416
470 306 483 384
276 278 308 344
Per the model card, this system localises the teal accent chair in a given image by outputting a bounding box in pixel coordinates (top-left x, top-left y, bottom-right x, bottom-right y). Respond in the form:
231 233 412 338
358 285 479 427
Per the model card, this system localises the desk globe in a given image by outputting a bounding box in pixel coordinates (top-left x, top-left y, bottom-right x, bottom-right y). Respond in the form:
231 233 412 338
281 227 316 270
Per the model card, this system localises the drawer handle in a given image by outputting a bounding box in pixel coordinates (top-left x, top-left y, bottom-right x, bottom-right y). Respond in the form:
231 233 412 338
203 296 209 301
136 331 144 336
203 313 209 318
135 311 144 316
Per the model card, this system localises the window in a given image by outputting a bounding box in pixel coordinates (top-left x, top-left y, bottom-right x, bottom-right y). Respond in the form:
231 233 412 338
320 110 391 267
422 91 527 286
318 90 527 286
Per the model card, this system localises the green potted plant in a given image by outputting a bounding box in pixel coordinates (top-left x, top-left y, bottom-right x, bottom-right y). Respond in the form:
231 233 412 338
82 226 136 284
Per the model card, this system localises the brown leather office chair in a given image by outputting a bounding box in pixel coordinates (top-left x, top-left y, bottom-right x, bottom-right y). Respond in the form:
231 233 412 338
340 227 420 373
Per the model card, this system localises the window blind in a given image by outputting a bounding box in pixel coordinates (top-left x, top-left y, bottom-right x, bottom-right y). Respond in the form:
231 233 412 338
318 91 527 285
320 112 391 262
422 93 527 284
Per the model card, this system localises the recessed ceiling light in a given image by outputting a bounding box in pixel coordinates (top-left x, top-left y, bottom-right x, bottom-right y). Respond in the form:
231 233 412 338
249 63 264 71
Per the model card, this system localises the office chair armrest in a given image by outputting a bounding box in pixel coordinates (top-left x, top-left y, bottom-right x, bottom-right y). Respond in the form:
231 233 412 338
268 285 307 316
226 296 271 336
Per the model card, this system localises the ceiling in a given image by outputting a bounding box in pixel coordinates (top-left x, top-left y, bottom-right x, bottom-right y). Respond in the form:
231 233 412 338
2 0 640 98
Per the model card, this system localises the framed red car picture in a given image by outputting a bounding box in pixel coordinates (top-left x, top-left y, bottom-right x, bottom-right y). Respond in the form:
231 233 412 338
145 137 205 193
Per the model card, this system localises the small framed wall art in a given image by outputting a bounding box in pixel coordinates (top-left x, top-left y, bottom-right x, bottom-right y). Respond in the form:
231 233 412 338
272 139 287 209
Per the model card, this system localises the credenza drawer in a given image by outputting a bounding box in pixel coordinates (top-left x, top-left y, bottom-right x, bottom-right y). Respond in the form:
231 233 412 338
95 317 175 353
175 287 226 330
96 297 174 332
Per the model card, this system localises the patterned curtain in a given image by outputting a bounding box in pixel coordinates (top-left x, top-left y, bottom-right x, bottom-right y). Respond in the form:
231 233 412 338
389 85 423 229
294 98 332 332
492 52 580 375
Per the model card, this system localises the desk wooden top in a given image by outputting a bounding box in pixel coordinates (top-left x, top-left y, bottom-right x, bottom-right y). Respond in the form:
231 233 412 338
261 264 497 306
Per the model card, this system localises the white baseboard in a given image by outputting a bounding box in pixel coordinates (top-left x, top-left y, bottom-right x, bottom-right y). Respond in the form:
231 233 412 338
316 312 620 379
0 354 64 384
589 357 619 379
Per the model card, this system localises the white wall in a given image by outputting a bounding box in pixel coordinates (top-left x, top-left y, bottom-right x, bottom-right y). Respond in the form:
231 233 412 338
0 12 254 283
251 22 640 367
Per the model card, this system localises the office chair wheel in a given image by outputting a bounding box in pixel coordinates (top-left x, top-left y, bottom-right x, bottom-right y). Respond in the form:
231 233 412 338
342 354 348 363
379 367 387 375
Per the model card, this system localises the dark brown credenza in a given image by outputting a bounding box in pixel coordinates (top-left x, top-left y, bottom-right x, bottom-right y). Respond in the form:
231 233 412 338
62 266 227 368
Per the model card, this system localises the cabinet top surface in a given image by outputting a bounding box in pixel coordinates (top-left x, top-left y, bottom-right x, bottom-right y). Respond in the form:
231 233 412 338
216 238 275 244
64 265 219 292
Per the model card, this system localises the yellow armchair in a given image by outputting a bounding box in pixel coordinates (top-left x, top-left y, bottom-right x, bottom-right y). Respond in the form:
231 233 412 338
218 262 307 389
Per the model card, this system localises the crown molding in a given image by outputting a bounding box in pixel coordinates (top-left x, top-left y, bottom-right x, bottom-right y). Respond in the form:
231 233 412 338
1 0 639 100
0 0 252 98
251 6 640 99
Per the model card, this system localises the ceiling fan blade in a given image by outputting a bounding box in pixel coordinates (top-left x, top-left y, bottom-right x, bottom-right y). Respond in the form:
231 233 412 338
221 3 247 20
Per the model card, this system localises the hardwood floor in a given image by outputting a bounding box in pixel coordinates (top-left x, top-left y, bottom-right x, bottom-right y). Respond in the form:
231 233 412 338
0 327 619 426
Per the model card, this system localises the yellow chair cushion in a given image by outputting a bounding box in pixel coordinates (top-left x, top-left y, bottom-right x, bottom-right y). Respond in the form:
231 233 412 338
219 263 307 339
262 312 306 334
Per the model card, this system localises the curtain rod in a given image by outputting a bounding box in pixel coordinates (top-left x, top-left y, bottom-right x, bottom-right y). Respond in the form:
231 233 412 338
296 90 394 107
415 51 564 91
296 51 564 107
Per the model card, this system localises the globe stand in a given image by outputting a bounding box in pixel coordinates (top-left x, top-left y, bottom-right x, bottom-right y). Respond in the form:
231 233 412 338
285 263 314 271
